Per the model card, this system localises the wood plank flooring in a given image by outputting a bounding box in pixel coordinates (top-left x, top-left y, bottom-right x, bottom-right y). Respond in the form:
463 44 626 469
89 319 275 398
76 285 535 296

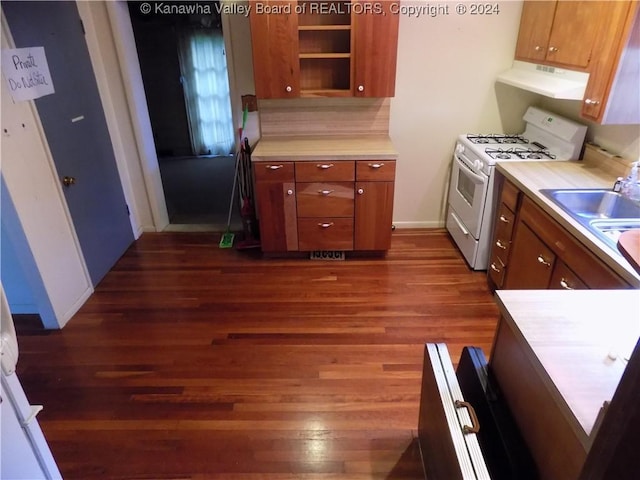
15 229 499 479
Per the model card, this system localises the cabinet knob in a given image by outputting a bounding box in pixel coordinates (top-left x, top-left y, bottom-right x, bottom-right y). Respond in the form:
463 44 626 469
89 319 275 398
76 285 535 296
357 85 364 92
536 255 552 267
559 278 574 290
585 98 600 106
534 45 542 51
357 188 364 195
286 189 293 195
548 46 558 53
285 85 292 93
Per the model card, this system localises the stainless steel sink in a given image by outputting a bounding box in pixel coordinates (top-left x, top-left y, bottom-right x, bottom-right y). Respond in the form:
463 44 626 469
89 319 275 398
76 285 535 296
540 189 640 219
540 188 640 252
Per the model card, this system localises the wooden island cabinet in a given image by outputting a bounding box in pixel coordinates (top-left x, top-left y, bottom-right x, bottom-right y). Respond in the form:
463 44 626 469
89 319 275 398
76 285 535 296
251 136 397 254
490 290 640 480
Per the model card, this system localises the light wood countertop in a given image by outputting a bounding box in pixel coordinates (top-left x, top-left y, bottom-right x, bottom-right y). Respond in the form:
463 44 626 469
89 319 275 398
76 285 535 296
496 160 640 287
495 289 640 448
251 135 397 162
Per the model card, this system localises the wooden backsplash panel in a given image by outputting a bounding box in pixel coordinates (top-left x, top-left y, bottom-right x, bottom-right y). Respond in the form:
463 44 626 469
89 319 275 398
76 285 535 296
258 97 390 137
582 143 634 177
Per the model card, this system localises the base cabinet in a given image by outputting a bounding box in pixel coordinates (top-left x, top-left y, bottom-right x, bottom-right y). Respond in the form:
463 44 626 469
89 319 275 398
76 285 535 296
489 176 631 290
254 159 395 253
254 162 298 252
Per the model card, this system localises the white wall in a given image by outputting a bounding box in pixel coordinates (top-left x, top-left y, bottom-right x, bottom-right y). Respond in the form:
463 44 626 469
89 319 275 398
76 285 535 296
389 1 531 227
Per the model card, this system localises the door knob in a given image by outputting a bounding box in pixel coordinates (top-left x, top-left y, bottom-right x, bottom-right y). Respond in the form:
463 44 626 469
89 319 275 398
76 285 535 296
62 176 76 187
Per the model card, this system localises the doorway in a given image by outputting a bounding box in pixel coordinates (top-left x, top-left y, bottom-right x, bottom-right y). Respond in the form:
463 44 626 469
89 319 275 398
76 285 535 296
127 1 240 230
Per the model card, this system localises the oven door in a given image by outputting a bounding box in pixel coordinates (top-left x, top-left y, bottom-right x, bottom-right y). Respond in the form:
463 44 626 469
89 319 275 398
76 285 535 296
448 152 489 239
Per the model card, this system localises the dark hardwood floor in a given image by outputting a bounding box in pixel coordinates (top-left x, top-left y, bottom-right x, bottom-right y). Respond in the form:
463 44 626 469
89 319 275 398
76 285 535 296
15 229 499 479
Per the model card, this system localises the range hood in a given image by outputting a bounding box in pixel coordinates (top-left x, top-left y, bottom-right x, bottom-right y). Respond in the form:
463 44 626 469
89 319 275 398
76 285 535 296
497 60 589 100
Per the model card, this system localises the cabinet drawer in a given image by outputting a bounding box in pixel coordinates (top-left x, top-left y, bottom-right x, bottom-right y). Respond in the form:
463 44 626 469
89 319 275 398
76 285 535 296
501 179 520 212
298 218 353 250
356 160 396 181
296 182 354 217
494 203 516 242
254 162 295 182
488 254 507 288
295 161 354 182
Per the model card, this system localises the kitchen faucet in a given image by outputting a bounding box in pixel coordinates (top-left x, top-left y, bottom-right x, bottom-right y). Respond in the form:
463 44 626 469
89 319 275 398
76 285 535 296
614 161 640 202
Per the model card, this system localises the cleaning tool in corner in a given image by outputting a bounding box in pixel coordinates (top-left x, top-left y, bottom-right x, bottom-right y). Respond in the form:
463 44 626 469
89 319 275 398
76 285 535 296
220 106 248 248
219 148 239 248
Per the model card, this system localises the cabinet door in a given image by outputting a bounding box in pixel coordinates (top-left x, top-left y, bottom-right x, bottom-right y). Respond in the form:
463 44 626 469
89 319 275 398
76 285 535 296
549 260 587 290
545 1 606 68
504 223 555 289
580 1 636 123
353 1 399 97
254 162 298 252
249 1 300 98
515 1 557 62
354 181 394 250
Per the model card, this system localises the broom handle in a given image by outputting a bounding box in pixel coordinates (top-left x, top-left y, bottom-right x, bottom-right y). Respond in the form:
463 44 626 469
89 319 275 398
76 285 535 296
226 150 240 228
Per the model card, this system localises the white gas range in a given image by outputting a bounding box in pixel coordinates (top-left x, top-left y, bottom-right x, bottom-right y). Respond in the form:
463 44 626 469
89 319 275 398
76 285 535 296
446 106 587 270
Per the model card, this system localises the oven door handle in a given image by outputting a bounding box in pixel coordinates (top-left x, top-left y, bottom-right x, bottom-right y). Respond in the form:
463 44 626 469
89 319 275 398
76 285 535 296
451 211 470 236
454 154 487 184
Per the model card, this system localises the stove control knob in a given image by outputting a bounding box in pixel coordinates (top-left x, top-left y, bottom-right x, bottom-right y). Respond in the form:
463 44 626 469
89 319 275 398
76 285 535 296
455 144 465 154
474 160 483 171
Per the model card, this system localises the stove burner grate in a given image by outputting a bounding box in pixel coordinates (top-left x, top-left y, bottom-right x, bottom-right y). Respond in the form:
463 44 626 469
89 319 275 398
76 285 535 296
467 134 529 145
484 147 556 160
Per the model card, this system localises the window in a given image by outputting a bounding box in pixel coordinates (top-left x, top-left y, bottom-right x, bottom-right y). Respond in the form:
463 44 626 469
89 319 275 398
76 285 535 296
177 27 234 156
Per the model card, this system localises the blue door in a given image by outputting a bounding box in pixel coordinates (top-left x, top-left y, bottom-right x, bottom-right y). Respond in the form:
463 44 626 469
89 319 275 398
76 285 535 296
3 1 134 286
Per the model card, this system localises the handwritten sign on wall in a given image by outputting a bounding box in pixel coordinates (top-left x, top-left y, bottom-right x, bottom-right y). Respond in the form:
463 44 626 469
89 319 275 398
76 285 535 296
1 47 55 102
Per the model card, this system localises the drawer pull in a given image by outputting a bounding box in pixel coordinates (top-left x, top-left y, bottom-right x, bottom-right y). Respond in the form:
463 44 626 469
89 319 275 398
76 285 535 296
318 189 334 196
495 239 507 250
499 214 510 224
454 400 480 434
559 278 574 290
318 222 334 228
316 163 334 169
490 262 502 273
266 164 284 170
368 163 384 169
537 255 552 267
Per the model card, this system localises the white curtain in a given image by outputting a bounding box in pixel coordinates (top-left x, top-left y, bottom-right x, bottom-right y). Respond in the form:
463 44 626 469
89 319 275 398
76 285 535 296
177 28 234 156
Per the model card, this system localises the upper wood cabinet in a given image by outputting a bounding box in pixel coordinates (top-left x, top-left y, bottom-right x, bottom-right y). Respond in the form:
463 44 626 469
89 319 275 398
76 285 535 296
249 1 300 98
580 1 640 124
515 1 606 69
352 2 399 97
514 1 640 124
249 1 399 98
